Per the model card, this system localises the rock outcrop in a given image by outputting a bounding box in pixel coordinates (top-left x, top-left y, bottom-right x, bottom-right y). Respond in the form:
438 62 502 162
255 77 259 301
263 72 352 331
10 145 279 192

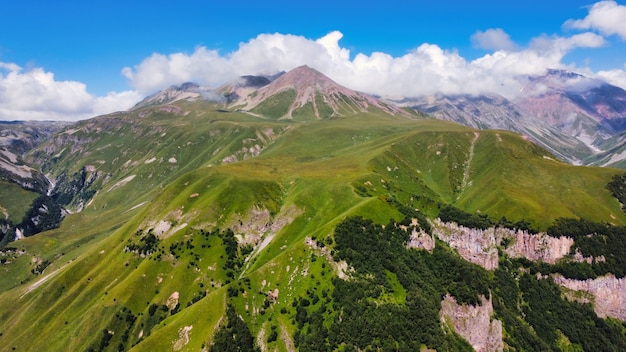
440 294 503 352
405 218 435 251
433 220 499 270
553 274 626 321
504 231 573 264
432 219 574 270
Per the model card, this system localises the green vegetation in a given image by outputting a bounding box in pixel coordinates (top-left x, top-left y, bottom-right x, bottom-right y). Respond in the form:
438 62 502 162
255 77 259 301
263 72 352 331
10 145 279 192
607 172 626 212
252 89 296 118
438 204 538 233
519 272 625 351
1 99 626 350
209 305 259 352
291 215 486 351
0 179 39 221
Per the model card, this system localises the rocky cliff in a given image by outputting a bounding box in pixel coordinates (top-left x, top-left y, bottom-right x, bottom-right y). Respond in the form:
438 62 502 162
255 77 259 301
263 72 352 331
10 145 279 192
432 219 499 270
440 294 503 352
553 274 626 321
432 219 574 270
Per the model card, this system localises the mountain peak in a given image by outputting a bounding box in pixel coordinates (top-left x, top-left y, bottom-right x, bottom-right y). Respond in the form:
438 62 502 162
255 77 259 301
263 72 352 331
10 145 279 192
236 65 407 119
131 82 218 110
265 65 342 94
515 69 626 139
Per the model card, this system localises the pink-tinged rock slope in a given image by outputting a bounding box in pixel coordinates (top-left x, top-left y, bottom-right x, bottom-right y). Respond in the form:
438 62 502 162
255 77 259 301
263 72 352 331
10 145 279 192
432 219 573 270
554 274 626 321
514 69 626 139
440 295 504 352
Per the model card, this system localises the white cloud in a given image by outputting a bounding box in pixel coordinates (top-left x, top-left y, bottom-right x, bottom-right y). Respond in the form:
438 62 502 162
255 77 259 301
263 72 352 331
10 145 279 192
1 27 621 122
471 28 517 51
93 90 144 117
597 64 626 89
565 1 626 39
122 30 614 100
0 63 141 121
121 47 235 94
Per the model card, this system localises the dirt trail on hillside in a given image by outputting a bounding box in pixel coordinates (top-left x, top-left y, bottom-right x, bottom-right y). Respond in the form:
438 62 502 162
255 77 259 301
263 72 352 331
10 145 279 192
20 261 71 298
460 132 480 195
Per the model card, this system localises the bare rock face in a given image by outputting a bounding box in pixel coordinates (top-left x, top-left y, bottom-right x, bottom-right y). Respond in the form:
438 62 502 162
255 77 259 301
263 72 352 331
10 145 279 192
405 218 435 251
433 219 574 270
432 219 499 270
504 231 573 264
553 274 626 321
440 295 503 352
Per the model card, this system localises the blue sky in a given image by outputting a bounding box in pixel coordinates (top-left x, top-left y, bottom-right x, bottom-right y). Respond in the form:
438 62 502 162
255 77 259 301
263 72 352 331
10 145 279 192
1 0 626 120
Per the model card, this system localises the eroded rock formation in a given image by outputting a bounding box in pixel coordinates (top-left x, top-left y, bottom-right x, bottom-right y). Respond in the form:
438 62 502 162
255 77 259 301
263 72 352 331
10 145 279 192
432 219 574 270
432 219 499 270
440 294 503 352
553 274 626 321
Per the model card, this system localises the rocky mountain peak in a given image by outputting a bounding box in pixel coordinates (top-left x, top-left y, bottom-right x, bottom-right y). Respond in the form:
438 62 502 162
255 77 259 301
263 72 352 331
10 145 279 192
237 65 407 118
131 82 218 110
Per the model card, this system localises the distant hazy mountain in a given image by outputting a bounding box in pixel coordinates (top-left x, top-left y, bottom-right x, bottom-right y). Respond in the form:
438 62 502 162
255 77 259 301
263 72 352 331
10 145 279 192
0 121 69 193
515 69 626 144
395 93 594 164
398 69 626 167
131 82 224 110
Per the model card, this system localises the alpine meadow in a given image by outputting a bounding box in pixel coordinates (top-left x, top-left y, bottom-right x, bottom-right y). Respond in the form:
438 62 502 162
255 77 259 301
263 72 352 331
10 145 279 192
1 65 626 352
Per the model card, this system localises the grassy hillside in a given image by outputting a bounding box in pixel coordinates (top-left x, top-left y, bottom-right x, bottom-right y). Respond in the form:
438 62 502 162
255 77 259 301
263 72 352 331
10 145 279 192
1 100 625 351
0 180 39 222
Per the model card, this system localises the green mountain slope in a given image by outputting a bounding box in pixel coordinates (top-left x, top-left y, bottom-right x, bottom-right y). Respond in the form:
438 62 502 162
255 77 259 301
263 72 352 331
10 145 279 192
1 70 626 351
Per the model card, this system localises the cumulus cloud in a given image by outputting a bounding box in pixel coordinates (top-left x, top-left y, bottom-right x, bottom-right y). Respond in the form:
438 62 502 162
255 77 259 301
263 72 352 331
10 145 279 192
564 1 626 39
597 64 626 89
122 30 612 100
2 26 620 122
471 28 517 51
121 47 235 94
0 63 141 121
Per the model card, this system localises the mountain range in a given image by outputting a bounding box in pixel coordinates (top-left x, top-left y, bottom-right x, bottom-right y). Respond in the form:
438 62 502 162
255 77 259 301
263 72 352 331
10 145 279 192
397 69 626 167
1 65 626 351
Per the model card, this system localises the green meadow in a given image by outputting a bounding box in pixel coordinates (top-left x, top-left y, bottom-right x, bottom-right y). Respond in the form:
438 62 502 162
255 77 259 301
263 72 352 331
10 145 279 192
1 100 625 351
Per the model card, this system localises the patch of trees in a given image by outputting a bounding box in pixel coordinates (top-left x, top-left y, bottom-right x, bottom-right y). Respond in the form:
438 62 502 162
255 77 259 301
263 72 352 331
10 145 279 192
86 306 138 352
19 195 64 237
546 218 626 278
51 167 98 206
520 273 625 351
0 195 65 246
291 215 489 351
607 173 626 212
490 257 626 351
209 305 259 352
291 214 626 350
491 261 552 351
0 219 15 247
391 199 432 234
124 229 159 256
219 228 250 279
31 259 50 275
438 204 538 233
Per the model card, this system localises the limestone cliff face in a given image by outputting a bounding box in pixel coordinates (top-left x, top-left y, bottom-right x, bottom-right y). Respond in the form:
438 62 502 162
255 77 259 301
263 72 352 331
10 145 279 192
504 231 573 264
440 294 503 352
432 219 499 270
432 219 573 270
405 218 435 251
553 274 626 321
